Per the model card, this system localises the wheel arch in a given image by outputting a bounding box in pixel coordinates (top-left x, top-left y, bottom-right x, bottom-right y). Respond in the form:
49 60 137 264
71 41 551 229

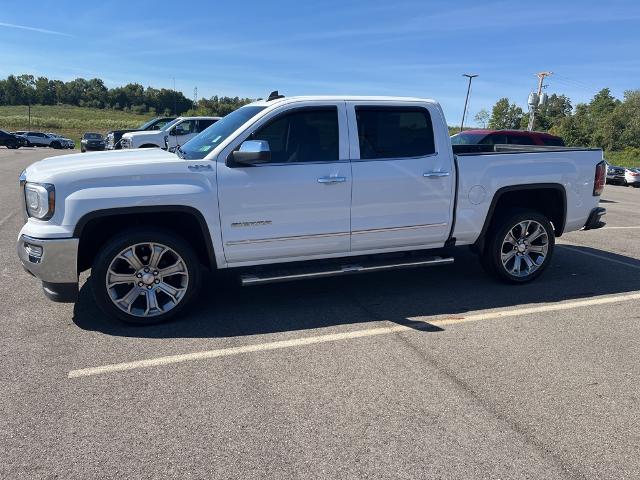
75 206 216 272
474 183 566 252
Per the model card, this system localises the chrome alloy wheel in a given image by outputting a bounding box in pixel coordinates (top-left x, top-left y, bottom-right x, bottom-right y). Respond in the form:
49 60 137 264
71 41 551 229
105 242 189 318
500 220 549 278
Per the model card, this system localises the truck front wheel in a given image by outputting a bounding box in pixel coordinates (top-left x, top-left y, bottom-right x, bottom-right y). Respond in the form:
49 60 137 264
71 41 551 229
481 210 555 283
91 228 201 324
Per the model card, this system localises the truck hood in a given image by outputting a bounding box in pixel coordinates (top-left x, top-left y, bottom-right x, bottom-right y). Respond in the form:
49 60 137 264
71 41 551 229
25 149 181 183
122 130 161 139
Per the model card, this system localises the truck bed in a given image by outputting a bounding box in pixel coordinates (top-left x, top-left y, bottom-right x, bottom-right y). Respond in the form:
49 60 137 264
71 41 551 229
452 147 604 245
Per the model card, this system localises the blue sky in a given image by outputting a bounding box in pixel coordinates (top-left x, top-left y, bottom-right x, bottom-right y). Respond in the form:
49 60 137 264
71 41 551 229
1 0 639 125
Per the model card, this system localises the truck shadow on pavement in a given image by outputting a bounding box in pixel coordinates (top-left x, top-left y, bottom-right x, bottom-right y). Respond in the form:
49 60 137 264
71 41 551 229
72 245 640 338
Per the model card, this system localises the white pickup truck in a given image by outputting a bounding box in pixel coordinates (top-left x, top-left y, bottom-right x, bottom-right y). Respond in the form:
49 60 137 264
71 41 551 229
120 116 220 151
17 94 607 324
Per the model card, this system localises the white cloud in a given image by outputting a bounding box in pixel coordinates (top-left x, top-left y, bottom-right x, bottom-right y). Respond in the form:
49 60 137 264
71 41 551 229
0 22 71 37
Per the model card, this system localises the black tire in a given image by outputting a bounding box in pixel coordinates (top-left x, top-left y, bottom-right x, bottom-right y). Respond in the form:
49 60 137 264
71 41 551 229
81 146 85 152
91 228 202 325
7 142 19 149
480 209 555 284
51 141 61 149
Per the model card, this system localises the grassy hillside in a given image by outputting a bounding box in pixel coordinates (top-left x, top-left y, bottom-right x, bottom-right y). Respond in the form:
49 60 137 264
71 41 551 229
0 104 154 144
603 148 640 168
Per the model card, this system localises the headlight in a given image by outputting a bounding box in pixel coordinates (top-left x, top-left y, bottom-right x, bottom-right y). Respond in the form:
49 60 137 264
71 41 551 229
24 182 55 220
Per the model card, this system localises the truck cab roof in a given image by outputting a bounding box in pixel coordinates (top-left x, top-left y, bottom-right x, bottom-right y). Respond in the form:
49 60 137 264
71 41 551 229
250 95 438 107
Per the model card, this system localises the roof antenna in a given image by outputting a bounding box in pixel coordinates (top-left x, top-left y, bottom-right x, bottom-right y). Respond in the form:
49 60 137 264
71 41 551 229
267 90 285 101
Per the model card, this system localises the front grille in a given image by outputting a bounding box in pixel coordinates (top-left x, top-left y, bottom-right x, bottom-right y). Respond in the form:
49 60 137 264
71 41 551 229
120 138 130 148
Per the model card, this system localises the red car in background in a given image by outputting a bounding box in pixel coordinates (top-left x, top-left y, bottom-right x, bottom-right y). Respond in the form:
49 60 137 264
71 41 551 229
451 129 565 147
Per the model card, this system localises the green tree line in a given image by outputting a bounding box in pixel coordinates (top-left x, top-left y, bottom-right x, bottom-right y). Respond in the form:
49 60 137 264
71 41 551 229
483 88 640 153
0 74 254 117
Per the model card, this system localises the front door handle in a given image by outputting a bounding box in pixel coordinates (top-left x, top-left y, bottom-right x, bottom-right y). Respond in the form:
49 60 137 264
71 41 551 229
188 164 213 171
318 176 347 184
423 171 450 178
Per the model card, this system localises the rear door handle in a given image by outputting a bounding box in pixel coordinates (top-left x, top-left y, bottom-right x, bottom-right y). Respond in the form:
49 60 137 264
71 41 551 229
318 176 347 184
423 171 450 178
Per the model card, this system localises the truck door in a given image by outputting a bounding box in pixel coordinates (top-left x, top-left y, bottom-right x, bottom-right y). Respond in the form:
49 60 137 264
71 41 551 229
347 102 455 252
216 102 352 264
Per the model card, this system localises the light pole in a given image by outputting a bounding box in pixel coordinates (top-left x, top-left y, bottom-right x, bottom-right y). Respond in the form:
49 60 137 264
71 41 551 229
460 74 478 132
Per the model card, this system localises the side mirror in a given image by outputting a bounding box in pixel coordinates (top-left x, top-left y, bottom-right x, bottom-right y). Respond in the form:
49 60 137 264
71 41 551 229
231 140 271 166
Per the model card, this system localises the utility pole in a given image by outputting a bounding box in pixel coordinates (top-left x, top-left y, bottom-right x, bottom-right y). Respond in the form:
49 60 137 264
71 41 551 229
193 86 198 106
527 71 552 131
460 74 478 132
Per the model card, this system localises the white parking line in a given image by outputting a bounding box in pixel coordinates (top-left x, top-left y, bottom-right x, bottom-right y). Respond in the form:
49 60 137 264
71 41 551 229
561 245 640 270
0 212 15 227
602 226 640 230
68 292 640 379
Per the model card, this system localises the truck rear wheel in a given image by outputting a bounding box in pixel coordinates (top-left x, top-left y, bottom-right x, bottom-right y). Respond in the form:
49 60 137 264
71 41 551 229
481 209 555 283
91 228 201 324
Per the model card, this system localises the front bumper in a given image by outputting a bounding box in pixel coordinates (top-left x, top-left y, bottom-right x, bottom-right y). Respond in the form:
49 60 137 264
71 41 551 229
17 235 79 302
583 207 606 231
83 144 105 151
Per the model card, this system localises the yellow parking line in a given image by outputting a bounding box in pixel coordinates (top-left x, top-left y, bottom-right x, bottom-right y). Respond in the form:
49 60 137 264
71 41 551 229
68 292 640 379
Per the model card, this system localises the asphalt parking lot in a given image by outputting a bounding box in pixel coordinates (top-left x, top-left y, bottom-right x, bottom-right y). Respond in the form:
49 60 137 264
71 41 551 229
1 147 639 479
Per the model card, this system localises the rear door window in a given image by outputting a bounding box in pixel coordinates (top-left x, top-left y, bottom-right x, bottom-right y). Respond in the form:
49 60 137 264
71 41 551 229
355 107 435 159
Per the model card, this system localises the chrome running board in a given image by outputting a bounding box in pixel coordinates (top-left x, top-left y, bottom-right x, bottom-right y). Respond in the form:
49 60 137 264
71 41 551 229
240 255 454 286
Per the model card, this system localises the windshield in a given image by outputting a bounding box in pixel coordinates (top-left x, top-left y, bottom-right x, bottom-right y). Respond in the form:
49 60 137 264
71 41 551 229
450 133 488 145
84 133 103 140
160 118 182 132
139 117 174 130
177 106 267 160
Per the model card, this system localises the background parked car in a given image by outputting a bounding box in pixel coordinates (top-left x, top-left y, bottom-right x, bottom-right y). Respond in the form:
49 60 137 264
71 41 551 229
80 132 106 152
120 116 219 150
106 116 176 150
12 134 28 147
46 133 75 149
0 129 22 149
624 167 640 187
451 129 566 147
606 164 640 186
14 131 66 148
606 165 627 185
